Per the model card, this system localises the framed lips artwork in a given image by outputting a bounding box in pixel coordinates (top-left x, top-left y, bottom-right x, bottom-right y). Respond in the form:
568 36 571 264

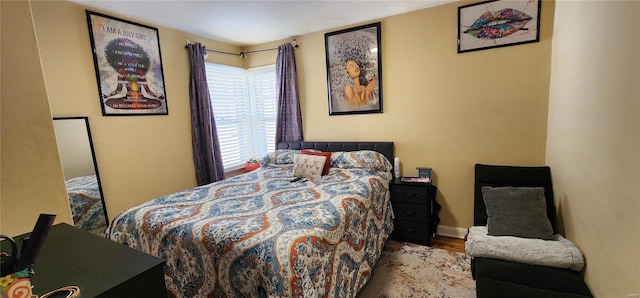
457 0 541 53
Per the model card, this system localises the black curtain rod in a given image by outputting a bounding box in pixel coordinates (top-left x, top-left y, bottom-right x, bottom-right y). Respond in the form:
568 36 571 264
185 39 298 58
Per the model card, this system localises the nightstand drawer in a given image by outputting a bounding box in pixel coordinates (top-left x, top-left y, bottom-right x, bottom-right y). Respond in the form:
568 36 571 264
393 202 429 223
393 220 431 244
390 186 430 204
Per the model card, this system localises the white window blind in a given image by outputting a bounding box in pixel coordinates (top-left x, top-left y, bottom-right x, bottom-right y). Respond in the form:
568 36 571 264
205 63 277 171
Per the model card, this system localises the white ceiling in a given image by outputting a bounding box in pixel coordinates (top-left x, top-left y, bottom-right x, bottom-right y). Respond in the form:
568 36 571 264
69 0 456 47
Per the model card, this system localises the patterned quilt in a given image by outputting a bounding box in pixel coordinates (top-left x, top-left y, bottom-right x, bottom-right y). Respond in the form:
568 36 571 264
108 150 394 298
65 175 106 230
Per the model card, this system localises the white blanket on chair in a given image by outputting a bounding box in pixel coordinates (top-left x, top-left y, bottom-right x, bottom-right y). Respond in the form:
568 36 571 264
465 226 585 271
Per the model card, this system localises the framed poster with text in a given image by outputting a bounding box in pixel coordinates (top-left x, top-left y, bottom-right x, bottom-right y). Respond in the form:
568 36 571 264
86 11 168 116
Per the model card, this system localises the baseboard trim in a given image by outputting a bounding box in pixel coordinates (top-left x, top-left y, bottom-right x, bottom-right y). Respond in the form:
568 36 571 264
436 225 468 239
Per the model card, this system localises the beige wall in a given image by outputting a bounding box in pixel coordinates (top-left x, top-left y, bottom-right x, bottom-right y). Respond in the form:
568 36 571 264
1 0 73 235
29 1 243 219
6 0 638 294
546 1 640 296
251 1 554 231
11 0 555 235
293 1 554 230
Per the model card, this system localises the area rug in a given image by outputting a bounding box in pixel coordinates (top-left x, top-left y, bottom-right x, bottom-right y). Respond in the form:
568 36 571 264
358 240 476 297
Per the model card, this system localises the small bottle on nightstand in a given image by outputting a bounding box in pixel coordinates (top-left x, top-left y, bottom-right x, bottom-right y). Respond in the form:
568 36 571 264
394 157 400 177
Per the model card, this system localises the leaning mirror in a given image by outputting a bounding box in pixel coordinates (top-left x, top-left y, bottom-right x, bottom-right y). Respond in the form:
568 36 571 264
53 117 108 232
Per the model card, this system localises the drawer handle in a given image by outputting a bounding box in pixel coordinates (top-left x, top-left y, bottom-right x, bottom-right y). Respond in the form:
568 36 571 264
404 228 416 233
404 211 414 216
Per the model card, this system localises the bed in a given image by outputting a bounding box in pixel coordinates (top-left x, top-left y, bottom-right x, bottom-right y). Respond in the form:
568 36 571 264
65 174 106 230
108 141 395 297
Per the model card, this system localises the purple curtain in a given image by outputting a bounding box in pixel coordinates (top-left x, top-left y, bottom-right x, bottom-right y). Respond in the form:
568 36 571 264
187 43 225 185
275 43 304 144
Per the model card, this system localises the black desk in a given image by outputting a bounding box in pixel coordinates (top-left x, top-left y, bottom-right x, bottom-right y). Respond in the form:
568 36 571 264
11 223 166 297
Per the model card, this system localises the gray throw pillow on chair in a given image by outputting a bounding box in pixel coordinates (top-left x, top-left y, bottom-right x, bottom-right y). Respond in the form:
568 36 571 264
481 186 554 240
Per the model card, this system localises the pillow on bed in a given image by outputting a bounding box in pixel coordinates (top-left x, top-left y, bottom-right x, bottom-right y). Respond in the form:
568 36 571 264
261 150 299 165
330 150 392 172
481 186 554 240
293 154 327 178
301 150 331 175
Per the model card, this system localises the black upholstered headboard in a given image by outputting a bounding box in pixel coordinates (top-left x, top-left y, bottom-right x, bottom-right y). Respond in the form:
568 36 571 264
276 141 394 167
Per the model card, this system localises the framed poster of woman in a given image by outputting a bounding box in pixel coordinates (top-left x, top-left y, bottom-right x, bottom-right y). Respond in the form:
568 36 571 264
325 22 382 116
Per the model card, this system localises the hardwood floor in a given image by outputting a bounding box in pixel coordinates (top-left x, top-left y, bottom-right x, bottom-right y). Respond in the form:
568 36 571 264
431 235 466 253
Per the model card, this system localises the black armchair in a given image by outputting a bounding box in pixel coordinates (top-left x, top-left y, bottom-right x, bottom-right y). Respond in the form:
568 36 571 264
470 164 592 298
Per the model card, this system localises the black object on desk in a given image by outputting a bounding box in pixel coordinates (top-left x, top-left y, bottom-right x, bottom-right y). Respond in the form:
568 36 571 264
10 223 166 297
1 213 56 275
389 178 440 246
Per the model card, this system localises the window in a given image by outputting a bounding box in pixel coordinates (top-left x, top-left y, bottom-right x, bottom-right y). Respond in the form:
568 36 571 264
205 63 277 171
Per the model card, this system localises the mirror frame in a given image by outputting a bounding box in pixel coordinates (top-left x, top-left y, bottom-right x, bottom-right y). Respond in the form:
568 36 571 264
53 116 109 227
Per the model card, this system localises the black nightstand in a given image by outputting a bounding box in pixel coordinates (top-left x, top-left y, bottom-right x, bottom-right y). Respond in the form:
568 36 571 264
389 178 439 246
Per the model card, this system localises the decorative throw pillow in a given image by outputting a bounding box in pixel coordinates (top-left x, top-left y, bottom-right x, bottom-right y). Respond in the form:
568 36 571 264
261 150 299 165
301 150 331 175
293 154 327 179
482 186 554 240
330 150 393 172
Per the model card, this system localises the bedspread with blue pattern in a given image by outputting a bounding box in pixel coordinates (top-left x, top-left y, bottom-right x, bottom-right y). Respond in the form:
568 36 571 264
109 150 394 298
66 175 105 230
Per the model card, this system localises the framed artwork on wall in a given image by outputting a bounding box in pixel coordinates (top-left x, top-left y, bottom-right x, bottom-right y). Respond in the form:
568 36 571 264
457 0 541 53
325 22 382 115
86 11 168 116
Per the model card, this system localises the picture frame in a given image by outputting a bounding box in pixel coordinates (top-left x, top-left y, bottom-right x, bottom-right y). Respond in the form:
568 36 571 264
325 22 382 115
417 167 432 179
86 11 169 116
457 0 541 53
